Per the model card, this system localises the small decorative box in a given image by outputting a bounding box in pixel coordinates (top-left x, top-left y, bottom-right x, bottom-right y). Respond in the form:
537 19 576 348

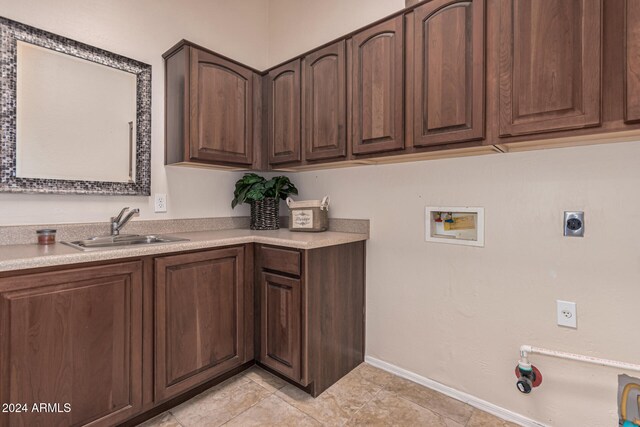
287 196 330 232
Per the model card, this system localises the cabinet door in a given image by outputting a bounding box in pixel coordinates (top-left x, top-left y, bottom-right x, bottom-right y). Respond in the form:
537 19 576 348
0 262 143 427
268 60 302 165
351 16 404 155
411 0 485 147
499 0 602 136
155 247 246 401
303 41 347 161
190 48 254 165
625 0 640 123
260 272 307 385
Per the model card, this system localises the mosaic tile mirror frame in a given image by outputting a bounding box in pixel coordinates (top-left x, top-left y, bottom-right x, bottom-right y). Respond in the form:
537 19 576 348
0 17 151 195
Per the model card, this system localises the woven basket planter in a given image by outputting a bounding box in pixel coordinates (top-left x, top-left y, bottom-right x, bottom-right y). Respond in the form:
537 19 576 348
250 197 279 230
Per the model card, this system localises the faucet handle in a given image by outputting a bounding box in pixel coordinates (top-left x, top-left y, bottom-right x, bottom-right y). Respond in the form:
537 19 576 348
113 207 130 223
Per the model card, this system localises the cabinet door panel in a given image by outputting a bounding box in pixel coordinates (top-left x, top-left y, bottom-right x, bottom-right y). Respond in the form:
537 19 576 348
260 272 306 384
625 0 640 123
155 247 245 401
0 262 143 427
190 49 254 165
303 41 347 161
268 60 301 164
412 0 485 146
352 16 404 154
499 0 602 136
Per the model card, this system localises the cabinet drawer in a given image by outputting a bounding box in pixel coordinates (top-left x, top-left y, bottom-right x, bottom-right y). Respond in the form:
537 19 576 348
261 246 301 276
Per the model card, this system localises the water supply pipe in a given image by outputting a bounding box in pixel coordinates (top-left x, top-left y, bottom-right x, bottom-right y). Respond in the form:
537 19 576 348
517 346 640 425
519 345 640 373
515 345 640 394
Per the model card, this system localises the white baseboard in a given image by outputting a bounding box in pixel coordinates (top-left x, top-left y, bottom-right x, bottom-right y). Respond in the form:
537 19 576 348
364 355 547 427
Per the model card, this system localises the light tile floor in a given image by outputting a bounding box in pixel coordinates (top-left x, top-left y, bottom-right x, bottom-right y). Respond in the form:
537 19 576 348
139 364 519 427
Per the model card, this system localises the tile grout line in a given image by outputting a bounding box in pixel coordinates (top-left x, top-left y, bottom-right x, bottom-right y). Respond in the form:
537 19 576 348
384 391 459 426
271 392 329 426
168 376 255 427
168 409 186 427
245 375 286 397
342 383 387 425
330 366 403 425
219 375 282 426
144 412 187 427
380 379 473 427
282 392 331 426
327 376 391 426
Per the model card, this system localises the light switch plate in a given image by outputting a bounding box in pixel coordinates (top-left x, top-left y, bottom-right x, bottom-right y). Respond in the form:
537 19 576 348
557 300 577 328
154 193 167 213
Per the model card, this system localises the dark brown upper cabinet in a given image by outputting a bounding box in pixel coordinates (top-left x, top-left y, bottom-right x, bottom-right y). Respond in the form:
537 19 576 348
302 40 348 161
0 262 143 427
498 0 602 137
163 0 638 172
351 16 405 155
267 59 302 165
625 0 640 123
410 0 485 147
190 49 255 165
164 41 261 168
154 247 249 401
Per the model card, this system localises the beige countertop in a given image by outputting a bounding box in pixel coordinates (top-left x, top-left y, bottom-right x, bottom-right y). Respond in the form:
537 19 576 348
0 228 368 273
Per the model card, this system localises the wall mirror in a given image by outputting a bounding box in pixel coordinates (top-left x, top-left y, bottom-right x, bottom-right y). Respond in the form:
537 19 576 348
0 17 151 195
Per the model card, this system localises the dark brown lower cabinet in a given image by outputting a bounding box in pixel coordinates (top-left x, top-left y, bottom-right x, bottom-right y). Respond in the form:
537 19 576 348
154 246 252 401
0 241 364 425
260 272 307 385
257 241 365 397
0 262 143 427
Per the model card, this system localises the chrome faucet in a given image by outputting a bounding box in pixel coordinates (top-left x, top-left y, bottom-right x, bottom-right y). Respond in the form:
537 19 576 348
110 207 139 236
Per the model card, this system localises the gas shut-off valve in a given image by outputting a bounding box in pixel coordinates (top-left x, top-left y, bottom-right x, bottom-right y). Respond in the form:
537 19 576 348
515 350 543 393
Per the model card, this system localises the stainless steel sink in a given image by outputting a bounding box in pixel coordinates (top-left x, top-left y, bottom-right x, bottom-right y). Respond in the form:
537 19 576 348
62 234 189 251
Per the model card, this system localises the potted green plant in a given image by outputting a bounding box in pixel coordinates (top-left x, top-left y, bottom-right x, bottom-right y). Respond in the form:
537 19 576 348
232 173 298 230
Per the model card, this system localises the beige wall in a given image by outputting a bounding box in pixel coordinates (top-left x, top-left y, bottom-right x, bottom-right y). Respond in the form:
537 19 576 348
267 0 404 66
0 0 270 225
267 1 639 426
292 142 640 427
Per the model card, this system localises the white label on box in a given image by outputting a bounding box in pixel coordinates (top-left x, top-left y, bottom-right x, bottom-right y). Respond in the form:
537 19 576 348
292 209 313 229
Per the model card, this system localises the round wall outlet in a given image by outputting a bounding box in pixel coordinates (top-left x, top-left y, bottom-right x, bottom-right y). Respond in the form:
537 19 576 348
567 218 582 231
564 211 584 237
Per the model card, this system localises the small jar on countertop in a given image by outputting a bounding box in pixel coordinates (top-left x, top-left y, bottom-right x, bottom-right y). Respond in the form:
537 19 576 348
36 229 57 245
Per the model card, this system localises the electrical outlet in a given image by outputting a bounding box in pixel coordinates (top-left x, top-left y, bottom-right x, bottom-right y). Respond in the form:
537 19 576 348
557 300 577 328
154 193 167 213
564 211 584 237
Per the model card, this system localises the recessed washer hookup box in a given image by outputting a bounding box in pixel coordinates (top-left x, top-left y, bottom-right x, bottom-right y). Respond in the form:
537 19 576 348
425 206 485 247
